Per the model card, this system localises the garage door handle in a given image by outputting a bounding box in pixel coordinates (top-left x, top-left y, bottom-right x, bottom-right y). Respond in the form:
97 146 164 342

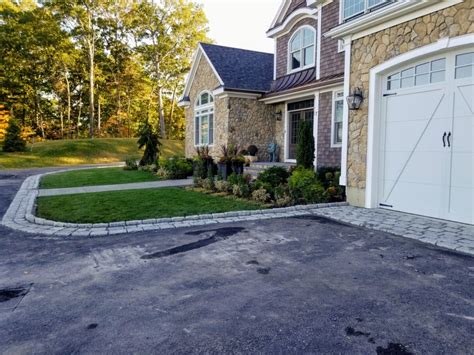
442 132 447 147
447 132 451 147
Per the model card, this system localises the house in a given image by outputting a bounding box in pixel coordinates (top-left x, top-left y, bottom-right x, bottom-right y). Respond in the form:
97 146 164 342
180 0 345 167
325 0 473 224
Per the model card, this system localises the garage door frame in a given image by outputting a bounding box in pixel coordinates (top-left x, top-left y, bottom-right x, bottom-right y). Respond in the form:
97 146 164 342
365 34 474 212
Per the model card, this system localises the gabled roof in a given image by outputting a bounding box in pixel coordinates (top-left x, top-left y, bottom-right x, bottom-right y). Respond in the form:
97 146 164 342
200 43 274 93
181 43 274 104
268 0 320 34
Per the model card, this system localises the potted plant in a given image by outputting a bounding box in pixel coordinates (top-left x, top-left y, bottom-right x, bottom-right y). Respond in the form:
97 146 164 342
242 145 259 163
218 144 244 180
194 146 215 179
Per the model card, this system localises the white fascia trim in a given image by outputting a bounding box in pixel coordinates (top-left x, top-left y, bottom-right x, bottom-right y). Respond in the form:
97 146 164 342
316 4 322 80
267 8 318 38
273 39 277 80
178 100 190 108
313 91 320 168
182 44 224 99
217 91 262 100
339 39 351 187
270 0 291 31
261 81 343 104
364 33 474 209
326 0 462 40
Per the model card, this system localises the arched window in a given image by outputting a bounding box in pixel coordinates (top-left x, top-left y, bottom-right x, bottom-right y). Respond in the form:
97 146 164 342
288 26 316 72
194 91 214 146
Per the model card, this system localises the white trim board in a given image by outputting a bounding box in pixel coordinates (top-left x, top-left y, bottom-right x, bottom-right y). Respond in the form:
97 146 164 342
364 34 474 209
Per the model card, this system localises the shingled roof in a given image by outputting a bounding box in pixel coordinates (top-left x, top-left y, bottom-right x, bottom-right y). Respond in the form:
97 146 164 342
200 43 274 93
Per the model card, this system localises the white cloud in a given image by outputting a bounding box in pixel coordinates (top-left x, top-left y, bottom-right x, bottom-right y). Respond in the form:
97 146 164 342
194 0 281 53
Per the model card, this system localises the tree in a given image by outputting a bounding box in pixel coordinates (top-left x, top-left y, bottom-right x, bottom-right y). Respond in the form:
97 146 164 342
3 119 26 152
296 120 315 169
137 122 161 166
0 105 10 141
136 0 209 138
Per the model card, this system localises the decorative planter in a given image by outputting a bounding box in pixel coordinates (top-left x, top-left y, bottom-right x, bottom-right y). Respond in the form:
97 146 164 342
231 161 244 175
217 161 233 180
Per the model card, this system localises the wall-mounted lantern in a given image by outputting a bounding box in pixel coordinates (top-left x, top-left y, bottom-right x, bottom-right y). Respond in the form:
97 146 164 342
346 87 364 110
274 110 283 121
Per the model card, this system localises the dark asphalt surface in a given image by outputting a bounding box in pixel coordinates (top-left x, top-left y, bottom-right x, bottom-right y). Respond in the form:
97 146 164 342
0 169 473 354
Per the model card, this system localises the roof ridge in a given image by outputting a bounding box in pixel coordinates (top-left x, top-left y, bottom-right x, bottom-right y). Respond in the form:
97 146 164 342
200 42 273 56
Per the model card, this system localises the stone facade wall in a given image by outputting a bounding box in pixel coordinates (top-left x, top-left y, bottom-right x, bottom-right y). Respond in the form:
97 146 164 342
273 103 286 162
228 98 276 162
276 17 318 78
346 1 474 206
317 91 341 168
185 56 229 159
320 0 345 78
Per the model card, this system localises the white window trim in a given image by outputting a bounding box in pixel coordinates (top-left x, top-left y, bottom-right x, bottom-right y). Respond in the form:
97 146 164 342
341 0 388 22
287 25 317 74
194 91 215 147
331 90 344 148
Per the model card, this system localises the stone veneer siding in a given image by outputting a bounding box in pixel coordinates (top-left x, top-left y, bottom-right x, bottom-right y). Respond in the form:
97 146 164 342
317 91 341 168
346 1 474 206
276 17 318 78
185 56 229 159
227 98 276 162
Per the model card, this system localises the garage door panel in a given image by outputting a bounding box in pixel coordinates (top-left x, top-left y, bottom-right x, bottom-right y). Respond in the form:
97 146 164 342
385 90 448 122
383 180 446 217
455 84 473 115
450 153 473 188
447 187 473 224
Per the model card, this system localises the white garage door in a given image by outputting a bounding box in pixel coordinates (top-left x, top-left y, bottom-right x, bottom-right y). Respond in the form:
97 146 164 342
379 49 473 225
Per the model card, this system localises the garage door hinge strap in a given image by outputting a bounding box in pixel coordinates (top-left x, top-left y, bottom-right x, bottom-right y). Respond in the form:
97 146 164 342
379 203 393 208
383 93 397 97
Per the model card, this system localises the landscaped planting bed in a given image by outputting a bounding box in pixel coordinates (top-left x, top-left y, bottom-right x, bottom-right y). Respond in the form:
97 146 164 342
36 187 264 223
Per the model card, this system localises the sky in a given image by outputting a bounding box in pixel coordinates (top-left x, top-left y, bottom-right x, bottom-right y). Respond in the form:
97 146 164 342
194 0 282 53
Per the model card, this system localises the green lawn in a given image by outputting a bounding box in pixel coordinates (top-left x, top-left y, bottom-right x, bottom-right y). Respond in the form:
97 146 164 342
40 167 161 189
36 188 263 223
0 138 184 170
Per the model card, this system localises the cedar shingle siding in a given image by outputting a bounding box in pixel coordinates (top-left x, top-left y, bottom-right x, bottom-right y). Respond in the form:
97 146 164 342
320 0 344 78
317 91 341 168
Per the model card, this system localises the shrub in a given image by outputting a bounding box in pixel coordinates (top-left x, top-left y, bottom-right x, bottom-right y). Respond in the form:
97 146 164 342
251 188 270 203
156 167 170 179
296 120 315 169
3 119 26 152
202 178 215 191
215 180 230 193
159 157 193 179
275 194 293 207
232 184 250 198
137 122 161 166
227 173 247 187
256 167 289 191
138 164 157 173
288 168 327 204
124 158 138 171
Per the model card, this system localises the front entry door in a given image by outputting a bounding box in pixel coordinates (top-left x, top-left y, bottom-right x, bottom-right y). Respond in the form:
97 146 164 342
287 99 314 160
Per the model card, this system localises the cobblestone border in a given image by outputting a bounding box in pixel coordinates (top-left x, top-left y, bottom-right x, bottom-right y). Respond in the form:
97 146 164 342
1 172 348 237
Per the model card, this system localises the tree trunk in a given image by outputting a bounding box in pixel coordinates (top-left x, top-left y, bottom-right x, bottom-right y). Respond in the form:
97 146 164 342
169 84 178 136
126 96 131 138
87 9 95 139
97 93 101 136
77 94 83 139
60 106 64 139
65 70 72 139
157 86 166 139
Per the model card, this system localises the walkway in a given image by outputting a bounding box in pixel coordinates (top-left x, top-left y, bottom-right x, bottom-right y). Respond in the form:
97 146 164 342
39 178 193 197
313 205 474 256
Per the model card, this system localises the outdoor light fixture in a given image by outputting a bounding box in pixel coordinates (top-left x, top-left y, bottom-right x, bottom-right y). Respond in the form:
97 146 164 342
346 87 364 110
275 110 283 121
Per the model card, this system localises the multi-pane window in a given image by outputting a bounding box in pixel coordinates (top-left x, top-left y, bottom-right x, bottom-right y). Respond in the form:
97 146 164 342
333 92 344 146
194 92 214 146
289 27 315 71
387 58 446 90
343 0 388 20
455 52 473 79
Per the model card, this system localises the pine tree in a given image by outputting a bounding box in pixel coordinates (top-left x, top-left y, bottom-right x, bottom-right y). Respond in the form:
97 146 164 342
3 119 26 152
296 120 315 169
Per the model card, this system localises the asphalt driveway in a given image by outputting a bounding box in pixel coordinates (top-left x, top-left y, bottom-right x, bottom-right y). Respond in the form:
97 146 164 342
0 170 473 354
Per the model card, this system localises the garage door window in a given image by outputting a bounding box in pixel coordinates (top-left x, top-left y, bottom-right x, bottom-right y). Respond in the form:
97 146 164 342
387 58 446 90
455 52 473 79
